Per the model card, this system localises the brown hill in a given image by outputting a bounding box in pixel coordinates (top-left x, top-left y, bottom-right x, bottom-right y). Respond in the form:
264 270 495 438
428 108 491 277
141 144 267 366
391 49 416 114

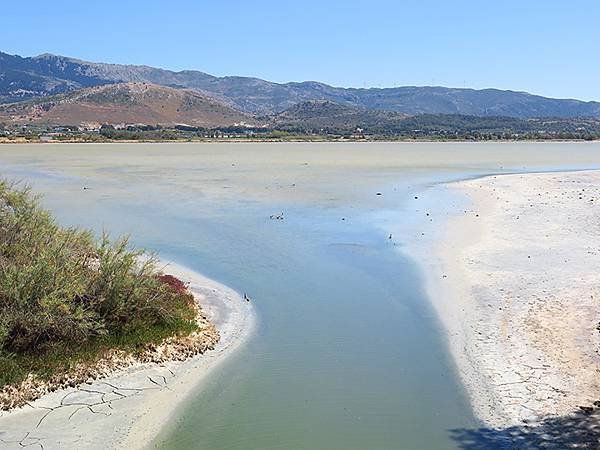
0 82 256 127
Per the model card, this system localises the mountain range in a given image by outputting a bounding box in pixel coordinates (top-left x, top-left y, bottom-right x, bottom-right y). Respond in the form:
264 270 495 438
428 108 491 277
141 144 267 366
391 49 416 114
2 51 600 120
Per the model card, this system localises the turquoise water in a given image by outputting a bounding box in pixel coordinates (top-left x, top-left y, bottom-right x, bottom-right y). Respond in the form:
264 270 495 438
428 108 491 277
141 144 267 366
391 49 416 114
1 142 599 449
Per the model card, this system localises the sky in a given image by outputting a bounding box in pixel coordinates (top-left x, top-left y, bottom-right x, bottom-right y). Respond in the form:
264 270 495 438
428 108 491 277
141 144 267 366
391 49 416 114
2 0 600 101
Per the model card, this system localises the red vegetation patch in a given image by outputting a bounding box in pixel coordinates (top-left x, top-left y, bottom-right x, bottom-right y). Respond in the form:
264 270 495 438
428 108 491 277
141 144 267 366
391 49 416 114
156 274 188 294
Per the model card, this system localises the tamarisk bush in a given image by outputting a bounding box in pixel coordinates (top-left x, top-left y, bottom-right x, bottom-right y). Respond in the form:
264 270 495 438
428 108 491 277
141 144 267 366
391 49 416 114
0 180 198 386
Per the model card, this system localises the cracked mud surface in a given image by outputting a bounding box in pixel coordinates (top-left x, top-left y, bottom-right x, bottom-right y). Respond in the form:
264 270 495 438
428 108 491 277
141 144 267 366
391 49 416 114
0 366 174 449
0 263 255 450
409 170 600 427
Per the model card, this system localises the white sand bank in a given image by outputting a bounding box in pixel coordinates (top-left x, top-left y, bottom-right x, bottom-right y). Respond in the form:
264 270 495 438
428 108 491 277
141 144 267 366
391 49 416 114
406 170 600 428
0 262 255 449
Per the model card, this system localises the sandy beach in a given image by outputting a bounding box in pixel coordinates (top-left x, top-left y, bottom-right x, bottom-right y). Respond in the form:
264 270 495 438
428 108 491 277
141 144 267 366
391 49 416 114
408 170 600 431
0 262 255 450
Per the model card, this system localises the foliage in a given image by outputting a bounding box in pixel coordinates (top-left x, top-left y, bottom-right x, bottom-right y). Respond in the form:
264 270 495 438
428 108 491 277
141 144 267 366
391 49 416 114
0 180 198 386
3 111 600 142
273 108 600 139
99 124 180 140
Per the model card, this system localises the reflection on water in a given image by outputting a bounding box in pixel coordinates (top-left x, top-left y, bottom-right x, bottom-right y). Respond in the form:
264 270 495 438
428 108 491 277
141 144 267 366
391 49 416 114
1 142 599 449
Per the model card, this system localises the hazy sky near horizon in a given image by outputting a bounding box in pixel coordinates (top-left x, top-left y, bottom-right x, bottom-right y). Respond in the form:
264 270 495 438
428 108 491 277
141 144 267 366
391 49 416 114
3 0 599 101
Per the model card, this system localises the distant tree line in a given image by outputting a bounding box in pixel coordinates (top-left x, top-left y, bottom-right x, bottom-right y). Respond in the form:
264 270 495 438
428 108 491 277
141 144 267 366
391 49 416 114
3 114 599 142
273 114 600 139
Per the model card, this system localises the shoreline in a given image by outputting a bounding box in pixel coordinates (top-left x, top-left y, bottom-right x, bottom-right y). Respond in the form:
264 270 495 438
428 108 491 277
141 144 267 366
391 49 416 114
0 262 255 450
405 170 600 428
1 138 599 145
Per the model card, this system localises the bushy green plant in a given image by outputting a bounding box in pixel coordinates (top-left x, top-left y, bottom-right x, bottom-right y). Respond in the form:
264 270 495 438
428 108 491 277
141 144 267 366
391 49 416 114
0 180 198 386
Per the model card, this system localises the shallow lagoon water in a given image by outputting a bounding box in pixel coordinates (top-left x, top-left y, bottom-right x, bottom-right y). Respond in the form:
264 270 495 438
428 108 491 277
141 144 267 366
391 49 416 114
1 142 599 449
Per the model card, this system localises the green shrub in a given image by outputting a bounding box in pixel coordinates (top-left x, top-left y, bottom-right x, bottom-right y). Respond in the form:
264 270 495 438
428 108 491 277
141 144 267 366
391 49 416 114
0 180 198 386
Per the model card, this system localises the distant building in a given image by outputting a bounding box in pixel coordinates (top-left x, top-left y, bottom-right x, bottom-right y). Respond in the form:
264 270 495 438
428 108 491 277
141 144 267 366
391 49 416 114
352 127 365 139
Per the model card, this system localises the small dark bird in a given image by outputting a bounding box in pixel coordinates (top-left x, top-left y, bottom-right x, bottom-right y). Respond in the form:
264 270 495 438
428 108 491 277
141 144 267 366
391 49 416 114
243 293 250 302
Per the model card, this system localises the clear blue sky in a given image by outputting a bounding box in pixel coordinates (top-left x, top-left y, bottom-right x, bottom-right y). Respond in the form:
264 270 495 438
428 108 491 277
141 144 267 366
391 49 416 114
3 0 599 101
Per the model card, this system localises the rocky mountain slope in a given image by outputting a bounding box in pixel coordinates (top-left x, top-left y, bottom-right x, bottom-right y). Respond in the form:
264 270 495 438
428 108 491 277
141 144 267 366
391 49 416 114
2 51 599 118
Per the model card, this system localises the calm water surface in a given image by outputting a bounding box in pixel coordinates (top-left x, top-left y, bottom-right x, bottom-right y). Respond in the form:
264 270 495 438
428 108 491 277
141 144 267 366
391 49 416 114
1 142 599 450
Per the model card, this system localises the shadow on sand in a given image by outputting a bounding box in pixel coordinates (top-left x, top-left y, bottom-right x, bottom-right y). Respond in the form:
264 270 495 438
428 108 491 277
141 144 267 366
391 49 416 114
450 405 600 449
